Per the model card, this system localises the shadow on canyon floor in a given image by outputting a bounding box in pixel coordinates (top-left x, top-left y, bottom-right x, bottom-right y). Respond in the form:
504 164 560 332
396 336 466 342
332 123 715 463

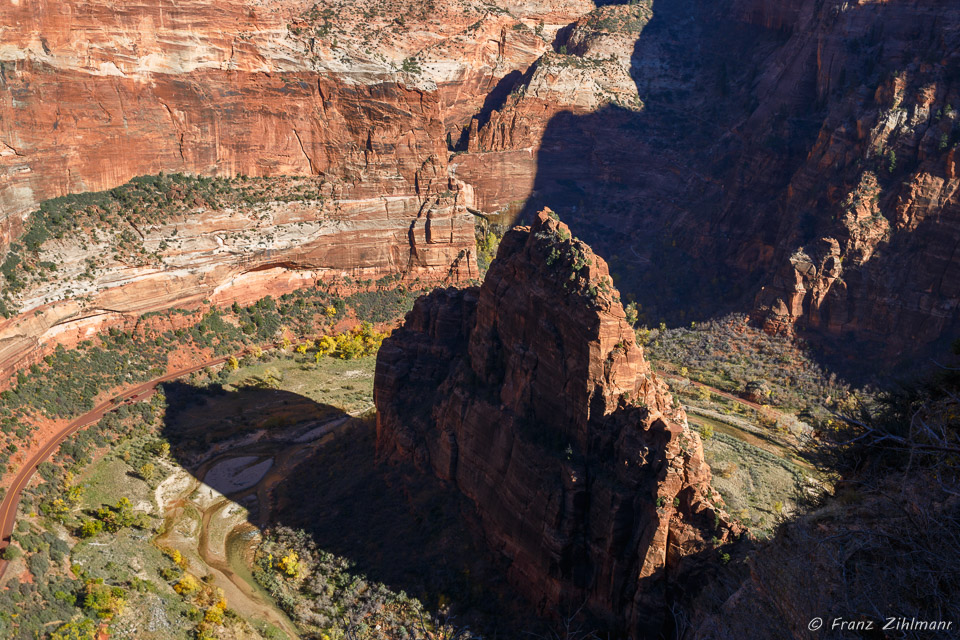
159 379 556 637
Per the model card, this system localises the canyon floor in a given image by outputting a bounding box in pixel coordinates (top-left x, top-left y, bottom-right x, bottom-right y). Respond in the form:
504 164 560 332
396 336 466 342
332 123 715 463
0 309 828 639
1 0 958 637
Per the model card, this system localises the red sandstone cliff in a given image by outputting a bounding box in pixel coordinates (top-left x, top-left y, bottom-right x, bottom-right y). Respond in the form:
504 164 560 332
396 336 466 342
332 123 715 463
0 0 599 382
450 0 960 363
375 209 739 636
4 0 960 377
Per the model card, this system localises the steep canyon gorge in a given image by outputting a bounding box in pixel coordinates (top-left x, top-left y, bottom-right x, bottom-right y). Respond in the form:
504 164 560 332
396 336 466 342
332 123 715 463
0 0 959 638
3 0 960 382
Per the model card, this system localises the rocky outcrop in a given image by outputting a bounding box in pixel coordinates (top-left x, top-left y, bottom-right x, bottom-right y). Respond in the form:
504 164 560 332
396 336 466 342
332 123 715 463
375 209 739 636
4 0 960 372
448 0 960 364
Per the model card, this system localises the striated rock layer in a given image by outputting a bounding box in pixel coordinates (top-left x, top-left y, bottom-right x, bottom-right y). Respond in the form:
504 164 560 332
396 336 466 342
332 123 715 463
375 210 739 636
5 0 959 370
0 0 592 381
450 0 960 364
0 175 478 384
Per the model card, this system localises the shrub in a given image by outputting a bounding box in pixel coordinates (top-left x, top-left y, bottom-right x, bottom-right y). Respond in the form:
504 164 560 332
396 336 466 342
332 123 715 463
2 545 22 561
82 581 125 619
138 462 156 482
174 574 201 596
50 618 97 640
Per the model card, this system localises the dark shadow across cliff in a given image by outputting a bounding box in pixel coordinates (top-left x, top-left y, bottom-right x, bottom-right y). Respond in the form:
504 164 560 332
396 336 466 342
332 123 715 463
516 0 804 329
511 0 960 381
160 379 552 637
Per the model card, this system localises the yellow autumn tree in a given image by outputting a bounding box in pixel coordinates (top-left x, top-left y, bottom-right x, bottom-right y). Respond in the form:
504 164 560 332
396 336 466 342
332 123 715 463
174 574 201 596
276 550 301 578
315 335 337 356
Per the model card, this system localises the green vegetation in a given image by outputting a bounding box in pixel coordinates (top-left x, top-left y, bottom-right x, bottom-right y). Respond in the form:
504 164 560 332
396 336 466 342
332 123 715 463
0 278 416 472
645 313 858 426
692 418 807 538
225 348 376 415
532 213 619 305
688 345 960 636
0 396 204 639
400 56 422 74
0 258 429 638
345 287 419 324
474 217 505 277
0 173 333 314
254 527 448 639
581 1 652 36
1 346 389 639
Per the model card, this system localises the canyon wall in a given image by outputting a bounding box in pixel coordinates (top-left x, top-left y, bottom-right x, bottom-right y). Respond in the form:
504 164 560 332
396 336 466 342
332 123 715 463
3 0 960 378
453 0 960 364
0 0 591 236
375 210 739 635
0 0 597 381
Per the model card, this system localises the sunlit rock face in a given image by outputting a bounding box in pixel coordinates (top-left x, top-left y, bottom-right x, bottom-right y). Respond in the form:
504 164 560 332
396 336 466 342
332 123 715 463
375 210 740 636
3 0 959 378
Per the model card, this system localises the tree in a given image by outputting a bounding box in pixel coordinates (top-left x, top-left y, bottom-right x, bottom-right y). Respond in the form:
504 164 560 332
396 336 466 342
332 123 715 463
174 574 201 595
226 356 239 371
78 519 103 539
277 550 301 578
316 335 337 356
624 302 638 327
83 581 126 619
138 462 156 482
203 597 227 624
50 618 97 640
67 484 84 505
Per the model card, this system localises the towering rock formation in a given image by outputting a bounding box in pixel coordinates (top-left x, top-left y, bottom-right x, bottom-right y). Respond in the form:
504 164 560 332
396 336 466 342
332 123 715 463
375 210 739 636
452 0 960 363
4 0 958 375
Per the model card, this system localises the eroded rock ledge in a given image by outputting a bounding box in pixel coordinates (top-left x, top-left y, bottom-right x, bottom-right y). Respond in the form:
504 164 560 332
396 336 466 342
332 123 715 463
375 209 740 636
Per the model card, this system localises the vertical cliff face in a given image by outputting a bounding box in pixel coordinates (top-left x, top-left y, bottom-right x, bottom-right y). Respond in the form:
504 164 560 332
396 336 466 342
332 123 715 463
0 0 585 239
375 209 739 635
5 0 958 369
448 0 960 363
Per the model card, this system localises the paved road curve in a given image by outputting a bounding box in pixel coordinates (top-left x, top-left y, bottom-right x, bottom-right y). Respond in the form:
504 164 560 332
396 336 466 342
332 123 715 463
0 353 236 581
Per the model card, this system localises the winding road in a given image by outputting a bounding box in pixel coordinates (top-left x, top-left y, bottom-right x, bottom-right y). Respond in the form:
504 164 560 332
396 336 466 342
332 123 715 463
0 351 246 581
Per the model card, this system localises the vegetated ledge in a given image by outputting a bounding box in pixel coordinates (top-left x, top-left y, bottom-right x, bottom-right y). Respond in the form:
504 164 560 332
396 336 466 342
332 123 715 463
0 173 478 389
374 208 744 637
